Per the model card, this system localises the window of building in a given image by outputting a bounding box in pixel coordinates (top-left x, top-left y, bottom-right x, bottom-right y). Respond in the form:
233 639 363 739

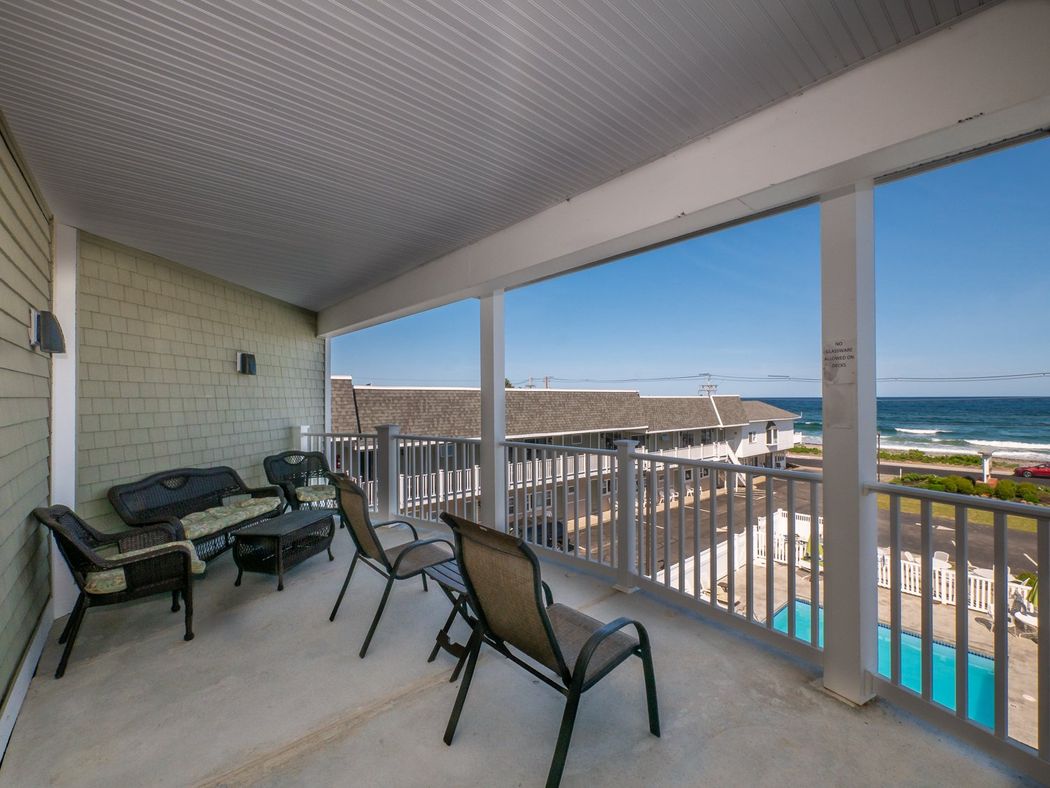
681 432 694 446
748 431 757 444
570 434 583 445
766 421 778 444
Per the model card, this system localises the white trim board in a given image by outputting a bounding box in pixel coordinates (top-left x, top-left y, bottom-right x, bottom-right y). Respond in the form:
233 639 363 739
0 601 52 762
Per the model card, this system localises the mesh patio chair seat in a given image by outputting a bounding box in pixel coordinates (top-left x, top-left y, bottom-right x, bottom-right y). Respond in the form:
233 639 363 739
328 475 454 657
32 505 204 677
263 451 337 511
440 512 660 788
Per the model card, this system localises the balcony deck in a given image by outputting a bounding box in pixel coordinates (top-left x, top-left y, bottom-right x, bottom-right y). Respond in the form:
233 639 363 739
2 525 1032 787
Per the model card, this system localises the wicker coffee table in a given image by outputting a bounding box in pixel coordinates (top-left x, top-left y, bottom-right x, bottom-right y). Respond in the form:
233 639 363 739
233 509 336 591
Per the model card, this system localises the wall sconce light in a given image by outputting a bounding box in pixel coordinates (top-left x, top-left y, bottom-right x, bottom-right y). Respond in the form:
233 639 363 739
236 352 256 375
29 309 66 353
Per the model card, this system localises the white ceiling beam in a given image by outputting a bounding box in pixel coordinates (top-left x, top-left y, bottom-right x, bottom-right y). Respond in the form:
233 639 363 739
319 0 1050 337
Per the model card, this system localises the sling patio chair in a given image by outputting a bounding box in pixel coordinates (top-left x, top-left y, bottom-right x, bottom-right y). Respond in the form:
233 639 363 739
32 505 205 677
328 475 454 657
439 512 660 788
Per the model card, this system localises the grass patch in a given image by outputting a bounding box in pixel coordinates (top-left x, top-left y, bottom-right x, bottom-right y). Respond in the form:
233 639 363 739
788 445 822 455
875 493 1039 533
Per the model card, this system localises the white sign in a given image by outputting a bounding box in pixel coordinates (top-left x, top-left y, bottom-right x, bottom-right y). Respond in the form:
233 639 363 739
822 338 857 386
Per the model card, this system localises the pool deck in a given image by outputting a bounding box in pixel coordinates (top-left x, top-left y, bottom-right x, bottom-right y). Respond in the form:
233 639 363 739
1 524 1035 787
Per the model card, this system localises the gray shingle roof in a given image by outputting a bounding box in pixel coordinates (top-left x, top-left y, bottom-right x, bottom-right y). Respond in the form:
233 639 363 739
710 395 748 427
742 400 800 422
332 381 792 437
638 396 720 432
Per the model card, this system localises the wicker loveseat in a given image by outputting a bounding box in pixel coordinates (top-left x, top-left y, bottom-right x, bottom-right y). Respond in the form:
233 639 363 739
108 467 285 561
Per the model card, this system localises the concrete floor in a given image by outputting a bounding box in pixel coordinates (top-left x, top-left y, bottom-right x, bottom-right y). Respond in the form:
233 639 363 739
1 524 1037 787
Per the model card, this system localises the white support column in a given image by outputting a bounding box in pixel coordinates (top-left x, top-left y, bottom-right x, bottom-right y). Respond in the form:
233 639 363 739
50 223 79 618
614 440 639 593
323 336 333 432
479 291 506 529
376 424 400 521
820 182 878 705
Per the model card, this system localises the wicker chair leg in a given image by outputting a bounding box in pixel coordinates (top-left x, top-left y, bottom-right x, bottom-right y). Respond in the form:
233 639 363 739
359 576 394 659
171 590 180 612
443 628 482 745
183 585 195 642
55 599 88 679
329 551 359 622
546 687 583 788
58 593 85 645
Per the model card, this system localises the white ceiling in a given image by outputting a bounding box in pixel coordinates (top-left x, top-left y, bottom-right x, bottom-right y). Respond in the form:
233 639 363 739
0 0 994 310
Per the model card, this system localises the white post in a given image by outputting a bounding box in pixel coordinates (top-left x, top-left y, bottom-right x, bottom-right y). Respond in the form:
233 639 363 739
376 424 400 520
614 440 639 593
49 223 79 618
298 424 311 451
479 291 507 529
820 181 878 705
323 337 333 432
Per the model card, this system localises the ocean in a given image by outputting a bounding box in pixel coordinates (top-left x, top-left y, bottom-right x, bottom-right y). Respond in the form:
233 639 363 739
764 397 1050 462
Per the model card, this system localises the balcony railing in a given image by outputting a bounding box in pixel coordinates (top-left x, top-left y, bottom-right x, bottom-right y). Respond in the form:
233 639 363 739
300 425 1049 772
866 482 1048 760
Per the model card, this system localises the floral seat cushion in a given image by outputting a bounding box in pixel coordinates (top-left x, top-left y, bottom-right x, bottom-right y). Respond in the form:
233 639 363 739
179 497 282 540
296 483 335 503
84 540 206 595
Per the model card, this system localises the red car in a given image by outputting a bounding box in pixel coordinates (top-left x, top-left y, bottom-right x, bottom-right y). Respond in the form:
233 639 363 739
1014 463 1050 479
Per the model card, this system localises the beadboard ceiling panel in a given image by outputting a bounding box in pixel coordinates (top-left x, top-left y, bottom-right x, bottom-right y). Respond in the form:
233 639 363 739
0 0 994 309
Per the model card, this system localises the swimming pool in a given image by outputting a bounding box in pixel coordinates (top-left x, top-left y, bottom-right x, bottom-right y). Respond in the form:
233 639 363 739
772 600 995 728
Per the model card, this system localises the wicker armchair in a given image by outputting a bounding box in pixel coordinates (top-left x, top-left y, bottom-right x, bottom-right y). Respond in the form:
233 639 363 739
440 512 660 788
32 505 205 677
108 467 284 561
328 475 454 657
263 451 336 511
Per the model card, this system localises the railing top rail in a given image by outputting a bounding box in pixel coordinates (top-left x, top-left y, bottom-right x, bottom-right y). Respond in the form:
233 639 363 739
301 432 378 439
501 440 617 456
629 450 822 482
396 434 482 444
867 480 1050 520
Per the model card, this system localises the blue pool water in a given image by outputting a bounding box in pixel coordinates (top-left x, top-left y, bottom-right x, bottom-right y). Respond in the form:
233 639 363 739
772 600 995 728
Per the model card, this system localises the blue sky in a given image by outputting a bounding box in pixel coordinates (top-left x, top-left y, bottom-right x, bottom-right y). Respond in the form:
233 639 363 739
332 137 1050 397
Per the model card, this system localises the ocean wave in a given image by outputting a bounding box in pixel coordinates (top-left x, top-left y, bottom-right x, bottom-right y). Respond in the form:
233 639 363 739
966 439 1050 451
894 428 946 435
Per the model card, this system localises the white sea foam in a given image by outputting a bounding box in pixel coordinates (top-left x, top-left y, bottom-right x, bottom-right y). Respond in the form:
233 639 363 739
967 439 1050 451
894 428 945 435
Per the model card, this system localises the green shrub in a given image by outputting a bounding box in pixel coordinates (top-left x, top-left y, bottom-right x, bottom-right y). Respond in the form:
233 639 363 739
975 483 993 496
994 478 1017 501
1017 482 1040 504
947 475 975 495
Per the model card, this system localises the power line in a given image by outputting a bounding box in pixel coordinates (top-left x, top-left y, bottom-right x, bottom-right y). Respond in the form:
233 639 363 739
546 371 1050 384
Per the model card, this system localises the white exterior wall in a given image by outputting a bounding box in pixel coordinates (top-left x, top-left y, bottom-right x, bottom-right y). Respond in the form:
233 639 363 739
733 419 796 461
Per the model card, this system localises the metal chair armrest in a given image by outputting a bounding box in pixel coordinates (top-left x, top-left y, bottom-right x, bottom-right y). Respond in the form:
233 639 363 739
571 617 648 685
374 519 420 540
542 581 554 606
391 538 454 574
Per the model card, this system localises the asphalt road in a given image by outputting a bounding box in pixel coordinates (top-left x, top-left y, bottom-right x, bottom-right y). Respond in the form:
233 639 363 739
574 467 1043 576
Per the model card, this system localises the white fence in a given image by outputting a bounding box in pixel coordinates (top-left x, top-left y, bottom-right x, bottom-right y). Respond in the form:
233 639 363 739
755 507 1033 615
